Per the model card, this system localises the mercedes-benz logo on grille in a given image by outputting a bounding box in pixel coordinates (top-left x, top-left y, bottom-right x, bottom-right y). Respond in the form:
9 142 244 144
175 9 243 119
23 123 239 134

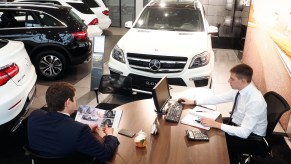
149 59 161 71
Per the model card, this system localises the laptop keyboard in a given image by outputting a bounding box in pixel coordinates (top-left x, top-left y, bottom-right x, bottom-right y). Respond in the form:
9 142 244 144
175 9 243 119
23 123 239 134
164 102 183 123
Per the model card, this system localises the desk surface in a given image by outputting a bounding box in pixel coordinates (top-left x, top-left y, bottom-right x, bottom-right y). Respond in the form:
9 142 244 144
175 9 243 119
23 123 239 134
105 98 230 164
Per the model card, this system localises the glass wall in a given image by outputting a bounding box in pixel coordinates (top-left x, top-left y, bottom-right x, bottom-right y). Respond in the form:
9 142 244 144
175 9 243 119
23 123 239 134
106 0 135 27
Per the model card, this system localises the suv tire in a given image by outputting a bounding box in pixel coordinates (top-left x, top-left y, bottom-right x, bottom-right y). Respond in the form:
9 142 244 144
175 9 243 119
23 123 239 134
34 50 67 80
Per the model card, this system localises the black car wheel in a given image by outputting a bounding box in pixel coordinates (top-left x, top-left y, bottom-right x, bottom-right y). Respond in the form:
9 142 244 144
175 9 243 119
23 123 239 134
34 50 67 80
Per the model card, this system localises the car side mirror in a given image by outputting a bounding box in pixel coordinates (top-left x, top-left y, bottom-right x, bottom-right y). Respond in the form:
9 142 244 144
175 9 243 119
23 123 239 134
125 21 133 29
208 25 218 36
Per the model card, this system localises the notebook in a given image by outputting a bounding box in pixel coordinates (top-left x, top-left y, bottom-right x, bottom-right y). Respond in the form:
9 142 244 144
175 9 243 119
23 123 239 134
181 106 220 130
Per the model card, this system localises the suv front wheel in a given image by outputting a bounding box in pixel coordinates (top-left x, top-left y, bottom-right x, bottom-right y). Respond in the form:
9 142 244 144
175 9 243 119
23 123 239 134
34 50 67 80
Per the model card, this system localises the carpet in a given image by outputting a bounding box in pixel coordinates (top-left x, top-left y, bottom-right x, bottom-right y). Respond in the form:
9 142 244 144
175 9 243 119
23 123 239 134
250 134 291 164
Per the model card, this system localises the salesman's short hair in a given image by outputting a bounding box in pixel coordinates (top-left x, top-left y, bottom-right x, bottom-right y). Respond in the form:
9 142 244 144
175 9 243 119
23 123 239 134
230 64 253 83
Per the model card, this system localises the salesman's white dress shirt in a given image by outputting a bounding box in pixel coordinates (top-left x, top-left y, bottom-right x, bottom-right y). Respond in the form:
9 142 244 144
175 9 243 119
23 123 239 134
196 84 267 139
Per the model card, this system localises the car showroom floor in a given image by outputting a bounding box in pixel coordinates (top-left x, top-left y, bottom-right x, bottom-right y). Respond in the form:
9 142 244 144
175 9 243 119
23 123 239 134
1 27 290 164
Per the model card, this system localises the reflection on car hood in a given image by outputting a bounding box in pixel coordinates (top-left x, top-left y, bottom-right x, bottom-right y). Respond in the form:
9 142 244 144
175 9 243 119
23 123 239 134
119 28 208 56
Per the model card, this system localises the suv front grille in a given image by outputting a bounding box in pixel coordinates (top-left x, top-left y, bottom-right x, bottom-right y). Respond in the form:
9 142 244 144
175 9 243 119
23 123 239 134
128 74 186 91
127 53 187 73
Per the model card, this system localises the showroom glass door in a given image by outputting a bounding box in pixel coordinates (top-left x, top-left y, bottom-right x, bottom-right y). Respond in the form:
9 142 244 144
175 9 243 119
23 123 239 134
105 0 136 27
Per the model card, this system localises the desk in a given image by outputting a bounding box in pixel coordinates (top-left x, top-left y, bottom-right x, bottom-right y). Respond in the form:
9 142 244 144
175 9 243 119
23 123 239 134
105 94 230 163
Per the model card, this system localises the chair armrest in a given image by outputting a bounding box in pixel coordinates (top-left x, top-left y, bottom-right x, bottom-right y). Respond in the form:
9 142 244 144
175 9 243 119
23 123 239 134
247 135 264 142
246 134 270 150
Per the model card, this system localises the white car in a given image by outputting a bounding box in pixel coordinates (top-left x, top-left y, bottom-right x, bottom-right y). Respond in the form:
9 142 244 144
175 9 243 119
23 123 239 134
82 0 111 29
0 40 37 132
108 0 218 93
15 0 102 37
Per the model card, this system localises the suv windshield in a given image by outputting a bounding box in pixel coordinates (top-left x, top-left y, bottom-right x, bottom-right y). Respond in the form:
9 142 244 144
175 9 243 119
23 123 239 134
83 0 100 7
134 6 204 32
67 2 94 14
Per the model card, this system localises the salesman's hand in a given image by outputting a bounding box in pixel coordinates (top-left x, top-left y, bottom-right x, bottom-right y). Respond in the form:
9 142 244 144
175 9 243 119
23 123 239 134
178 97 195 105
103 124 114 136
200 117 221 129
89 124 99 133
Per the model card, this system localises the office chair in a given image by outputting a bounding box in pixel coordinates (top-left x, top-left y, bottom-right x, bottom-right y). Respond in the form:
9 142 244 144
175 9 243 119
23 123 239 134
240 91 290 163
23 145 96 164
94 74 134 110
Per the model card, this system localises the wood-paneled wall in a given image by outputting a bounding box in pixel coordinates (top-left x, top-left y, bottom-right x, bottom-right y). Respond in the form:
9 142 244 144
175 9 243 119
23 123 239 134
242 26 291 131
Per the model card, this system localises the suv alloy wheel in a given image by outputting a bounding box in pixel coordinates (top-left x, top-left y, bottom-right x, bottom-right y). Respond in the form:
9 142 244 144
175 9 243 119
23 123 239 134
34 50 67 79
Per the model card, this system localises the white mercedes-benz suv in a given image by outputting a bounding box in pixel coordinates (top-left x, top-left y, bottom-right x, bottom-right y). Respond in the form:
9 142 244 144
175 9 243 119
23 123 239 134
108 0 217 93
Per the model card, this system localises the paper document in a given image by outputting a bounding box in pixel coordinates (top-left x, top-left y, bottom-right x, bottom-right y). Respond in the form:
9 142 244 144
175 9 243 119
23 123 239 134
181 106 220 130
75 105 122 128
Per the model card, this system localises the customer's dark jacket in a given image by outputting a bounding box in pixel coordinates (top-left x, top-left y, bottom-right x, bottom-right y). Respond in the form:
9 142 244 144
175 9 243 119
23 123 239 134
27 109 119 161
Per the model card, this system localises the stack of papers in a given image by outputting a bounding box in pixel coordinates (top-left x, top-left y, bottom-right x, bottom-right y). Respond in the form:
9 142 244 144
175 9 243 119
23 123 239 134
181 106 220 130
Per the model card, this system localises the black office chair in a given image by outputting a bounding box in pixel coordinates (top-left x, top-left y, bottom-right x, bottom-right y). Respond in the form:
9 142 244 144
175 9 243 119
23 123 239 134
94 74 135 110
240 91 290 163
23 145 96 164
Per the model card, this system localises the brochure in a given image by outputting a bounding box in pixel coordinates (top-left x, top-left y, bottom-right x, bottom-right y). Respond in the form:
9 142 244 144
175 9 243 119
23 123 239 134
181 106 220 130
75 105 122 128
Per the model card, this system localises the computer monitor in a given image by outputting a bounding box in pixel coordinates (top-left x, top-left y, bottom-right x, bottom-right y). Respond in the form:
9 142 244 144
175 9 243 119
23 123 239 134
152 76 171 114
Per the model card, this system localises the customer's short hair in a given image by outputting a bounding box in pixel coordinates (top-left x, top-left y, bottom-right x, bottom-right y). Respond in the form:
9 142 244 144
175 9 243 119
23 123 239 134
230 64 253 83
46 82 76 112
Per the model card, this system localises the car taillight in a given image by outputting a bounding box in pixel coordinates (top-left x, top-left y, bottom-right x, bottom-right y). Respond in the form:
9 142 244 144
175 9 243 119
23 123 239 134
0 63 19 86
72 31 87 40
89 18 98 25
102 10 109 16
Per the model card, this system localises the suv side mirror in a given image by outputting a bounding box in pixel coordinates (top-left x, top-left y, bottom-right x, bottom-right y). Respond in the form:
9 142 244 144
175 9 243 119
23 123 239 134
125 21 133 29
208 25 218 36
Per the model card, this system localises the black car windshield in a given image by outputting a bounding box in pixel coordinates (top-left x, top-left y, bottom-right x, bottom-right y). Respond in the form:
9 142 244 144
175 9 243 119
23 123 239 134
134 6 204 32
68 10 87 27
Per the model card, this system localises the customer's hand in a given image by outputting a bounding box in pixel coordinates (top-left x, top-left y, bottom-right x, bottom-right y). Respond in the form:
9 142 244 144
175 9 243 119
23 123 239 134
103 124 113 136
89 124 99 133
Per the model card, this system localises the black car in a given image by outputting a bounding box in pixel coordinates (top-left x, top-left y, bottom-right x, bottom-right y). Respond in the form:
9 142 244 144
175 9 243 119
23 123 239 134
0 2 92 80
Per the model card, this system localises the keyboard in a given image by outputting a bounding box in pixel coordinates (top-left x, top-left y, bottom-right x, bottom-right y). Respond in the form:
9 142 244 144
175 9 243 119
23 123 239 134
164 102 183 123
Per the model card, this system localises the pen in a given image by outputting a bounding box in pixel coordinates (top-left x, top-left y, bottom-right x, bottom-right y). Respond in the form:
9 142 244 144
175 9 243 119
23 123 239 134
196 111 206 112
195 120 201 123
197 105 215 111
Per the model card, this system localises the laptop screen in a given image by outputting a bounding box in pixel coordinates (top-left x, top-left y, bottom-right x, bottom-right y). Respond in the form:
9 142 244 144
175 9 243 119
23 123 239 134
152 76 171 114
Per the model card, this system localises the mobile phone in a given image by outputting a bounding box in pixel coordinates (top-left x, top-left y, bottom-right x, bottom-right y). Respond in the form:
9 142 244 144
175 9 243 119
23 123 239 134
118 129 135 138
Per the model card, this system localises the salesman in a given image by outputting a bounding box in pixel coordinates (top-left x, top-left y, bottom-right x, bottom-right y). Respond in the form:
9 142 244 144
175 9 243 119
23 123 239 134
179 64 267 164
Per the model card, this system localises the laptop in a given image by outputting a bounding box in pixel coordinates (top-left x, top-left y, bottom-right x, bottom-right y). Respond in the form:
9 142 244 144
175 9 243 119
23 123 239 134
152 76 171 114
152 76 183 122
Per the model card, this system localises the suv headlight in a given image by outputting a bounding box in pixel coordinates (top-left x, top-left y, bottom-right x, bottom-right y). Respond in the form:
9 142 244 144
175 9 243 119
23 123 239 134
189 51 210 69
112 45 125 63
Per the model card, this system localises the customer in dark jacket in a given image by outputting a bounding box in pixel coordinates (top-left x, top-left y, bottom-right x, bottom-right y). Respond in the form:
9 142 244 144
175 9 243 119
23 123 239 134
27 82 119 162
